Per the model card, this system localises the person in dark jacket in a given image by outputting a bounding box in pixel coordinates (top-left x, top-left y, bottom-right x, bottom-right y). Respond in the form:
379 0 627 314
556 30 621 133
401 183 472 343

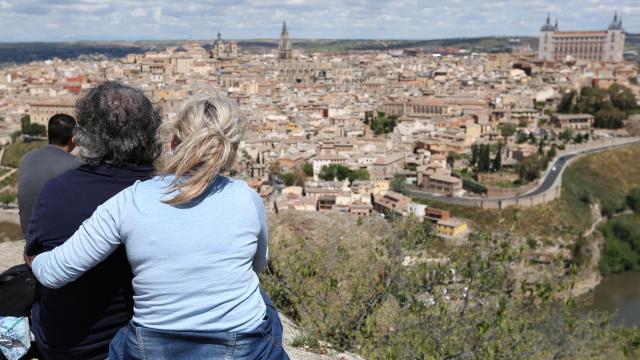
18 113 81 235
23 81 161 360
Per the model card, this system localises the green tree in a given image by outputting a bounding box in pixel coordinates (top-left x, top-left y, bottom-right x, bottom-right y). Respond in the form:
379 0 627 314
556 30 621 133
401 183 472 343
348 169 370 182
573 133 584 144
499 123 516 137
390 174 406 193
280 170 306 187
318 164 348 181
599 215 640 275
477 144 491 172
516 131 528 144
20 115 46 137
595 105 626 129
335 165 350 181
470 144 479 168
370 112 399 135
363 111 372 125
557 85 635 129
318 165 337 181
0 193 15 208
627 187 640 213
20 114 31 133
319 164 369 183
559 129 573 142
280 172 295 186
537 138 545 155
575 86 608 114
557 90 577 113
447 151 462 169
492 143 502 172
302 162 313 177
607 83 637 112
9 130 21 143
241 150 253 163
518 154 546 182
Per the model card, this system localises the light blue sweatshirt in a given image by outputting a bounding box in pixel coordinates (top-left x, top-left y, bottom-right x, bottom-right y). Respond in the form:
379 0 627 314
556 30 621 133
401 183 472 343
32 176 268 333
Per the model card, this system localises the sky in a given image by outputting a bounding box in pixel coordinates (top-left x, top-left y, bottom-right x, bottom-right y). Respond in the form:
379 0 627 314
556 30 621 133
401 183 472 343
0 0 638 42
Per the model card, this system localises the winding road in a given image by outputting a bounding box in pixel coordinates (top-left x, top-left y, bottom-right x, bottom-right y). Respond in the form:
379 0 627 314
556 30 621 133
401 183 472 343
524 138 640 198
407 137 640 208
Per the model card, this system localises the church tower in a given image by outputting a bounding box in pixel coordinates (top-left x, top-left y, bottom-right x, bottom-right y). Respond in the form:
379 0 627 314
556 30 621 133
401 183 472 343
538 13 555 61
605 12 625 62
278 21 292 61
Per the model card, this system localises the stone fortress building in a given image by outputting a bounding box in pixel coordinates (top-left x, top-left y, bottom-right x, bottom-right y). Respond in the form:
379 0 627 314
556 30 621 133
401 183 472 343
29 98 76 126
538 13 625 62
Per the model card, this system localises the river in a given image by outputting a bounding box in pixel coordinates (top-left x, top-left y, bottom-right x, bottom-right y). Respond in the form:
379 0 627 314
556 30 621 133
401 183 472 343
580 271 640 327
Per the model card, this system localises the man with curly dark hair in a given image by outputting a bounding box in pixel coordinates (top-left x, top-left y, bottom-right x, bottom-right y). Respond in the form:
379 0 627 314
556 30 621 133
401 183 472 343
24 81 161 360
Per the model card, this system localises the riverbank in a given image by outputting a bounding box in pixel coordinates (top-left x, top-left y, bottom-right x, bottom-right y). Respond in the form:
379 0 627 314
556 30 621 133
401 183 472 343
571 203 605 297
579 271 640 327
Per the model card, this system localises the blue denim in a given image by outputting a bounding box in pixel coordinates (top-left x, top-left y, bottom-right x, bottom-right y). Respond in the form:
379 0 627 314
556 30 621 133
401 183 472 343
108 292 289 360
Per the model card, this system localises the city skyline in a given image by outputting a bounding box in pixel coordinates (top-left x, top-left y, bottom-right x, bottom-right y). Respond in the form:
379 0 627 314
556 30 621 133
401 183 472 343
0 0 639 42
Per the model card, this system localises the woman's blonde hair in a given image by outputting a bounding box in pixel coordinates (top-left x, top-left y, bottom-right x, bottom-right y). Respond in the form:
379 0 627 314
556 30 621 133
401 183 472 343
156 91 247 206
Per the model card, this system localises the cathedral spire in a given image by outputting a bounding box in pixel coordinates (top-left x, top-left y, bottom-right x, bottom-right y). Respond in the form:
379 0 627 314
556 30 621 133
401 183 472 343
278 20 292 61
609 11 622 30
541 13 555 31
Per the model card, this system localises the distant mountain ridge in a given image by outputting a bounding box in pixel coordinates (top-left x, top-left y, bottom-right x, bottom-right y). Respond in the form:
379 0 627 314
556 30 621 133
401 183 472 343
1 34 638 66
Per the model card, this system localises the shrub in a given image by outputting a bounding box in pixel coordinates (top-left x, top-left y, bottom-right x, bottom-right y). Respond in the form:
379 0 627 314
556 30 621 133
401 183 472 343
627 187 640 213
262 213 632 358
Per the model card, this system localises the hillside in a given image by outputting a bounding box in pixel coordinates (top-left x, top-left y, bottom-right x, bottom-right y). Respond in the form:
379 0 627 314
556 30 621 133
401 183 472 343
261 210 640 358
560 143 640 231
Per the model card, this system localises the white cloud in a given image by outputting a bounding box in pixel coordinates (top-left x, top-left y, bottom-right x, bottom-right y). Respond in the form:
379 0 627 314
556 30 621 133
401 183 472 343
0 0 636 41
131 7 147 17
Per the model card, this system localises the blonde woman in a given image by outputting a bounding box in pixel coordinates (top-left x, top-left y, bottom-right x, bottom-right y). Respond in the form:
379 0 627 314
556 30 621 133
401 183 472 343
29 92 289 359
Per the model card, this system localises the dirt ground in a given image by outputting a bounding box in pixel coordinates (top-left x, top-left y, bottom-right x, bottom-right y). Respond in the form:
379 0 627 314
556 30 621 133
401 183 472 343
0 239 24 271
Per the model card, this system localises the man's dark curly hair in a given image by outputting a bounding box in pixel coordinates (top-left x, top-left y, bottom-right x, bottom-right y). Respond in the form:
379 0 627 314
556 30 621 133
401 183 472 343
74 81 161 166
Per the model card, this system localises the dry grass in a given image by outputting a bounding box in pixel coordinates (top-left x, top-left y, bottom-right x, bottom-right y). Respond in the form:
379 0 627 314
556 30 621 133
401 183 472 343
2 140 46 168
0 221 23 242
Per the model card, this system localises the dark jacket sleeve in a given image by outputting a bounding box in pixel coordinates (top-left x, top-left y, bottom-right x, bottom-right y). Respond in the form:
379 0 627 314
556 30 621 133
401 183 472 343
24 190 47 256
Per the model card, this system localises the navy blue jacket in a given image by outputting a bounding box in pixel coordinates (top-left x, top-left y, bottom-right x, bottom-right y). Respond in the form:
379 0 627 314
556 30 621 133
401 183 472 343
25 163 153 360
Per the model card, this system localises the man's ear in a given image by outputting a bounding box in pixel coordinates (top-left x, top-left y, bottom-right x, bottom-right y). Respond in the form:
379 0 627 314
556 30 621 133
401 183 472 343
70 135 77 146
